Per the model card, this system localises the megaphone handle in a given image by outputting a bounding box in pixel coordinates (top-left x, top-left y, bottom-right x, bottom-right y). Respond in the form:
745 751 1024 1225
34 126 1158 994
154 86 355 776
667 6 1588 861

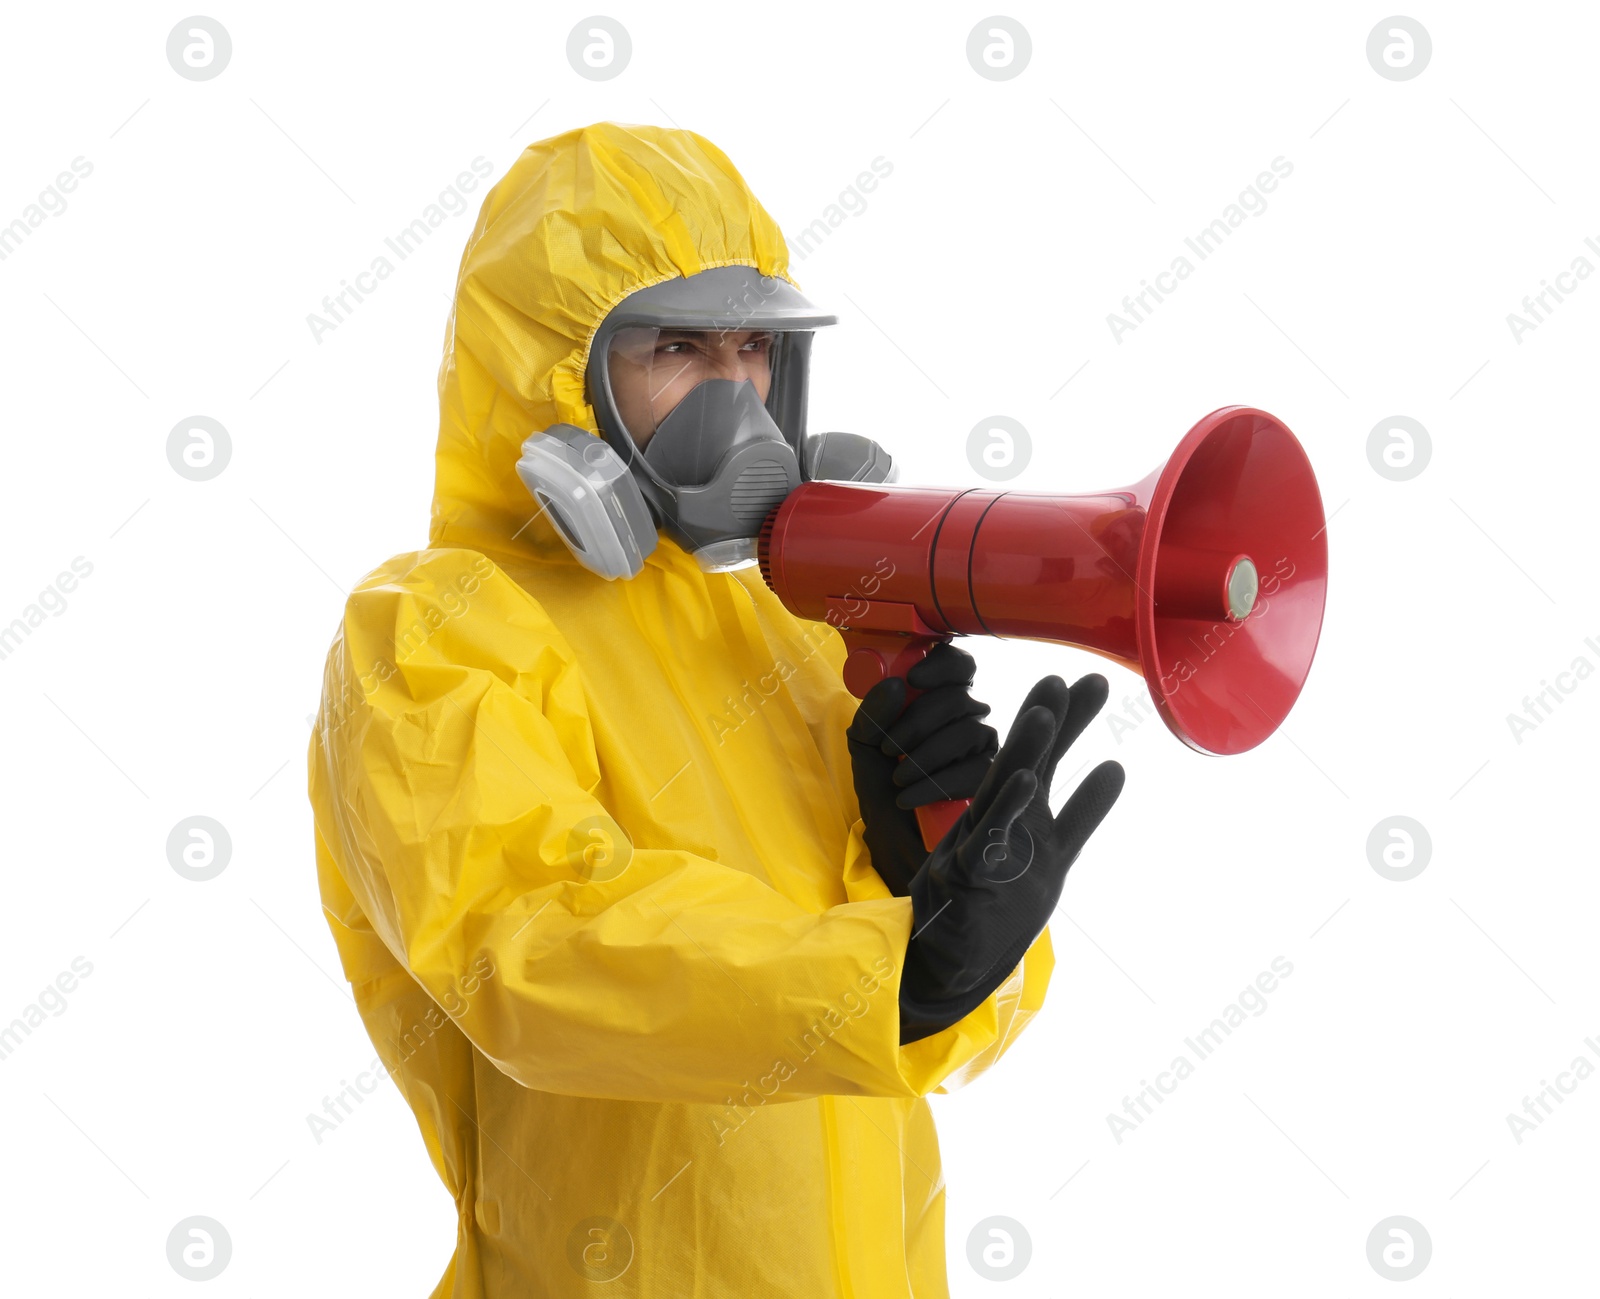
838 628 974 852
911 791 969 852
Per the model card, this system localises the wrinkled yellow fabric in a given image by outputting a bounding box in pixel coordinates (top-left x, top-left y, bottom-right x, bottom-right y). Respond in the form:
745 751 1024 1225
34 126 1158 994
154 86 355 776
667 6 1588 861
307 121 1054 1298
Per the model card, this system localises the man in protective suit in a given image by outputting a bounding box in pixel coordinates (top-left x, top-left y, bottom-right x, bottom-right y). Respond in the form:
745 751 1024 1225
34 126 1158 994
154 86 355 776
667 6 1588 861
308 121 1124 1298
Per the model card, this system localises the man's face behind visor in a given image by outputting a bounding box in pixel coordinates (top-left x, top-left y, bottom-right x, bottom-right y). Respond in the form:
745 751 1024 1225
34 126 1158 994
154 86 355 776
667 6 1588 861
608 327 775 450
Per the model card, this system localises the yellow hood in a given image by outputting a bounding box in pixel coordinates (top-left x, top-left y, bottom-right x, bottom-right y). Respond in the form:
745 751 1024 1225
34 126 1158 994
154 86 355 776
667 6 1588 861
428 120 798 562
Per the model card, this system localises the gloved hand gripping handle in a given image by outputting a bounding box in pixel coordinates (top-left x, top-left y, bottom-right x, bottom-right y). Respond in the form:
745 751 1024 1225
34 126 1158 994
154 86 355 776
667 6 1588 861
835 609 1127 1047
837 626 969 850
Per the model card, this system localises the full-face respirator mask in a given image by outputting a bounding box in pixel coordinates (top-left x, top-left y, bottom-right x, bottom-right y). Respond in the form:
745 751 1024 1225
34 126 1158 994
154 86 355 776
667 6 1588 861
516 266 896 580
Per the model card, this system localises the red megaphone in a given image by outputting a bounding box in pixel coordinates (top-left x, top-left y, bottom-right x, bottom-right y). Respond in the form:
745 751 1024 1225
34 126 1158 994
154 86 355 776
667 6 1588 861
757 406 1329 848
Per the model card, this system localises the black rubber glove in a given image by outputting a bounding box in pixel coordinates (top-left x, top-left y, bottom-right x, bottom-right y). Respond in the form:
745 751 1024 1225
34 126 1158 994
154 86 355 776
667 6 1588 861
846 642 999 897
898 672 1126 1045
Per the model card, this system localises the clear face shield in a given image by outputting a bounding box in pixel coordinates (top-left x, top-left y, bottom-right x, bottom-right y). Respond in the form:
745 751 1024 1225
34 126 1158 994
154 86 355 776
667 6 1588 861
592 322 808 570
606 325 781 461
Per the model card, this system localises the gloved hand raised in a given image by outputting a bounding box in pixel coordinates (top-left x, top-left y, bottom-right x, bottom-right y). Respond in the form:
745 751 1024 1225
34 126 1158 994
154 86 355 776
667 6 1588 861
898 672 1125 1045
846 642 999 898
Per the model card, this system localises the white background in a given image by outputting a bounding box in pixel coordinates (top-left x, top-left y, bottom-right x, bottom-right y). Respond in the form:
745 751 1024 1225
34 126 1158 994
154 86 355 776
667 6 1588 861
1 1 1595 1294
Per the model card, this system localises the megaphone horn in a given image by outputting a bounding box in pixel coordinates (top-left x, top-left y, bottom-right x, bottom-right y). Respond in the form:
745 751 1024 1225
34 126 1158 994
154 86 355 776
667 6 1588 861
757 406 1329 846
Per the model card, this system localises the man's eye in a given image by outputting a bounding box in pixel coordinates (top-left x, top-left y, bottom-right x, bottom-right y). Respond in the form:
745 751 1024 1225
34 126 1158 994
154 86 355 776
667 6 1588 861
742 336 774 353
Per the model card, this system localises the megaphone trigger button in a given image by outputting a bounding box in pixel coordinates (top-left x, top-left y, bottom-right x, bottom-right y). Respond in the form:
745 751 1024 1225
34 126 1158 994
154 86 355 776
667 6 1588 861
843 648 887 698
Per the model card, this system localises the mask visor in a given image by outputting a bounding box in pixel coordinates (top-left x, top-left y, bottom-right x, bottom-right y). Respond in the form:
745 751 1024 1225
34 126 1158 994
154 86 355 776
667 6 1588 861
606 325 781 473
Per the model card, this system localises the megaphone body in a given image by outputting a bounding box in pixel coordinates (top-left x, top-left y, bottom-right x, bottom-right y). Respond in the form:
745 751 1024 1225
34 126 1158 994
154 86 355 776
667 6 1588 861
757 407 1329 847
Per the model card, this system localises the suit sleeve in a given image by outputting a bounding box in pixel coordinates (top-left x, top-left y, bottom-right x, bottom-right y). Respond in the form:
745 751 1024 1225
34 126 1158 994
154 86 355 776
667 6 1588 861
309 551 1053 1104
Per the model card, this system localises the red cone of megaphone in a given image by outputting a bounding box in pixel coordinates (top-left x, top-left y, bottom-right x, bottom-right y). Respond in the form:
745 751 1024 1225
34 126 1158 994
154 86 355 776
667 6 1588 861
758 406 1329 846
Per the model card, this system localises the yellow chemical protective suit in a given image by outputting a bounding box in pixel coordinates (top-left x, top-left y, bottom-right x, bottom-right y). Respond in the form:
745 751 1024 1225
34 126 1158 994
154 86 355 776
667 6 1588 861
307 120 1054 1298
